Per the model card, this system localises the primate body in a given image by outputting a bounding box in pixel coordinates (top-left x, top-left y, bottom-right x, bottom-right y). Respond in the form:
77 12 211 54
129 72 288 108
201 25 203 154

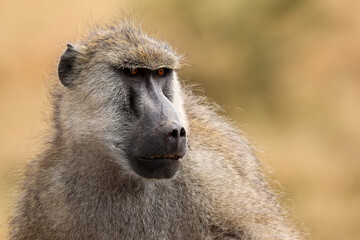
10 21 302 239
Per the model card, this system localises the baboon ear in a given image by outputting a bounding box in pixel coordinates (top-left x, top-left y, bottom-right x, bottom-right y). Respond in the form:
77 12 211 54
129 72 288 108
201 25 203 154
58 44 79 87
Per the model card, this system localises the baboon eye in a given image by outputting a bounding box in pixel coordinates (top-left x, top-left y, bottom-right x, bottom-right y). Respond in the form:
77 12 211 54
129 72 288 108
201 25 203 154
123 68 139 77
157 68 165 76
155 68 167 77
130 68 138 75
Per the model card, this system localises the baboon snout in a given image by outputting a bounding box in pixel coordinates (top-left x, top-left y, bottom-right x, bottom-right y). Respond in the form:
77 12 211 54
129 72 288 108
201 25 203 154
123 75 188 179
128 121 188 179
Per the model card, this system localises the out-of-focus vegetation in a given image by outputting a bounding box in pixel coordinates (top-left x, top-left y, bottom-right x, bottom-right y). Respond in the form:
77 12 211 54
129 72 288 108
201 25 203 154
1 0 360 239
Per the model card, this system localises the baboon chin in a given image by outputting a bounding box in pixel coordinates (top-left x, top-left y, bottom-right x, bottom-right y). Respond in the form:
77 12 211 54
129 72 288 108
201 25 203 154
9 20 303 240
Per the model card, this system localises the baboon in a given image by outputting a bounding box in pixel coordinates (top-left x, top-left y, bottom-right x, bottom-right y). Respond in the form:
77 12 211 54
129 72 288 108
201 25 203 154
10 21 303 239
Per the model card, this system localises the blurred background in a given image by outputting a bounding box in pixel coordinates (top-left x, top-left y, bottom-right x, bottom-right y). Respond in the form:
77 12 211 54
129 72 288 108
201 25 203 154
1 0 359 239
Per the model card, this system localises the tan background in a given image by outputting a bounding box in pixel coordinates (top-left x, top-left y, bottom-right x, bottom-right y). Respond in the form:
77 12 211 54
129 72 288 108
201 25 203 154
1 0 360 239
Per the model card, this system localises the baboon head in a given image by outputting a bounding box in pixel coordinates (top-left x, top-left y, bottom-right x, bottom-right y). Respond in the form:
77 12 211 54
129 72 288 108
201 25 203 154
57 22 188 179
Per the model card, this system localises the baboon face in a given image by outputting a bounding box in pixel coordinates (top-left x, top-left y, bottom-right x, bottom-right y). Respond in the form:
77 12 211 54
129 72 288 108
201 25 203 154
58 28 188 179
113 67 188 179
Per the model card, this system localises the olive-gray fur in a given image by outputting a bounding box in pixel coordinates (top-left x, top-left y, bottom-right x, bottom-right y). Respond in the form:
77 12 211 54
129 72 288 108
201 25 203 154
9 21 303 239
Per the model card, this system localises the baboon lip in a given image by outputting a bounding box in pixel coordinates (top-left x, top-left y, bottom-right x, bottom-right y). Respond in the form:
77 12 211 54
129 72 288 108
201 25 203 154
137 155 183 161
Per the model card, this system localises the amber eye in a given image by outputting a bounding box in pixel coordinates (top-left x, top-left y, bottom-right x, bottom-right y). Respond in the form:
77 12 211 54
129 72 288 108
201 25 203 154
157 68 165 76
130 68 138 75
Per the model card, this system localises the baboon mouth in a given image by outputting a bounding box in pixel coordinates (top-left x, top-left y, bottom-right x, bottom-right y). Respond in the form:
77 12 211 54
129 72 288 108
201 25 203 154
137 155 183 161
129 156 181 179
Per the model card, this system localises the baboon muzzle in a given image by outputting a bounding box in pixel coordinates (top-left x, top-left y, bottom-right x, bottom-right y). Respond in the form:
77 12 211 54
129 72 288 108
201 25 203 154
127 78 188 179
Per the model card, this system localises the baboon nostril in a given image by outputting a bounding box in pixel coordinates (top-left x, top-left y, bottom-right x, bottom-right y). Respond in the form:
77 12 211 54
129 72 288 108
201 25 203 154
166 125 186 140
170 128 179 138
180 127 186 137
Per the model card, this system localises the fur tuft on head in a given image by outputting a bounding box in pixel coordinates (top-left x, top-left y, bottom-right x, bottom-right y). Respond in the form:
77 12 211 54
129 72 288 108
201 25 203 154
76 20 183 70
